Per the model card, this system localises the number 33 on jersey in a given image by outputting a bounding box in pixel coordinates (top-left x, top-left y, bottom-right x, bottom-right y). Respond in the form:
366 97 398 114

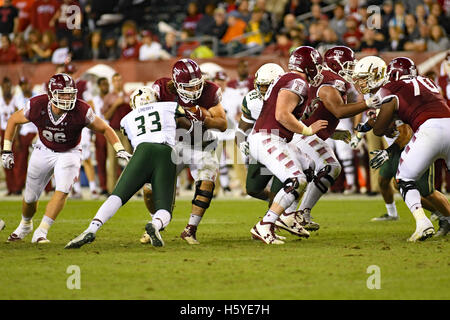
120 101 184 149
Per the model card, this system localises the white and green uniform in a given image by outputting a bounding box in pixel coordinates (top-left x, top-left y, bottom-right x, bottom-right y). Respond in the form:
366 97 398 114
241 89 263 126
112 101 183 211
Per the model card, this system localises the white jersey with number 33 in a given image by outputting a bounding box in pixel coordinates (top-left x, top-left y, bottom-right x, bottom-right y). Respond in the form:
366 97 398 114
120 101 180 150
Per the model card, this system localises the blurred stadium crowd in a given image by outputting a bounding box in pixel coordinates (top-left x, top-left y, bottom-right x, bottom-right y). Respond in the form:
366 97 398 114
0 0 449 199
0 0 449 64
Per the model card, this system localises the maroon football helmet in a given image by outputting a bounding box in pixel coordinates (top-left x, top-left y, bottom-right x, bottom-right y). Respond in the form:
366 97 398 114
386 57 417 82
172 58 204 102
324 46 356 82
288 46 323 86
47 73 78 111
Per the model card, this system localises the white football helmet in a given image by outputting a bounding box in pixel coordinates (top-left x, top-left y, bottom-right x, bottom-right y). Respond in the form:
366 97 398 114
254 63 285 98
353 56 387 94
130 86 158 109
199 62 224 81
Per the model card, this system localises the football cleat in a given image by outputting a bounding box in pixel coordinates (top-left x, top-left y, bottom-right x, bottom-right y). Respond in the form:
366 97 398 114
0 219 5 231
275 211 310 238
299 210 320 231
180 224 199 245
435 218 450 237
371 213 399 221
251 221 284 244
145 223 164 247
65 231 96 249
140 232 151 244
430 212 441 221
7 221 33 242
31 229 50 244
407 219 435 242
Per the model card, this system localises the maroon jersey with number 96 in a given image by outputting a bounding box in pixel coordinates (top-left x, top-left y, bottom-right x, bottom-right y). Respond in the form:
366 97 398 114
375 75 450 132
23 94 95 152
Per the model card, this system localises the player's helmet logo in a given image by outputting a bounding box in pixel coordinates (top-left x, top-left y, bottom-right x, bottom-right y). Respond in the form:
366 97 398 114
324 46 356 82
130 86 158 109
47 73 78 111
386 57 418 82
288 46 324 87
172 58 204 102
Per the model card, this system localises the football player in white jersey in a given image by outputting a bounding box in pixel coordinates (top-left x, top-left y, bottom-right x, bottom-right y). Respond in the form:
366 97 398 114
65 87 190 248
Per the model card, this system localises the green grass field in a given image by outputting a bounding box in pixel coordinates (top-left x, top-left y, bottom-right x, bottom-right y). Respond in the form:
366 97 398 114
0 197 449 300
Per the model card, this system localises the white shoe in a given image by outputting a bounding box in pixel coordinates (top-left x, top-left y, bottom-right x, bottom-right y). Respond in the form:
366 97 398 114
275 211 310 238
0 219 5 231
407 219 435 242
31 228 50 244
251 221 284 244
7 221 33 242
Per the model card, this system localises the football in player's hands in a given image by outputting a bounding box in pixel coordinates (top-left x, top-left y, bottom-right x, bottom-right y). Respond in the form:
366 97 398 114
185 106 211 122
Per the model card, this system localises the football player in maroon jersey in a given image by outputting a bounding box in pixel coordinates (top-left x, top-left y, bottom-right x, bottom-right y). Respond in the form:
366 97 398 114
1 73 132 243
367 57 450 241
141 58 227 245
277 46 375 232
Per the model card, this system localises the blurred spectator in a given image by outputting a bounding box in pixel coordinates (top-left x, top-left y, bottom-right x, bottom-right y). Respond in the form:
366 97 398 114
283 0 310 17
195 2 216 36
221 10 246 43
262 31 292 56
139 30 171 61
317 27 339 54
12 32 27 60
381 0 394 34
403 14 420 42
415 4 427 27
121 29 141 60
13 0 33 33
234 0 251 23
426 14 439 28
306 21 324 48
387 26 405 51
205 7 228 40
431 3 450 34
306 3 328 29
54 0 82 41
182 2 203 34
427 25 450 51
254 0 275 31
190 38 215 58
177 29 200 57
0 0 18 35
51 37 71 64
70 28 85 60
83 30 106 60
329 4 346 41
103 32 120 60
345 0 361 16
0 34 20 63
389 2 406 32
31 0 60 34
343 16 363 51
405 23 430 52
360 28 386 54
244 7 271 50
162 31 177 56
29 30 57 62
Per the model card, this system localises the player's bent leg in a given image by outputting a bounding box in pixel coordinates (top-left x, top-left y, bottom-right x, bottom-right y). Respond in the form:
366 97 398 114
246 162 273 201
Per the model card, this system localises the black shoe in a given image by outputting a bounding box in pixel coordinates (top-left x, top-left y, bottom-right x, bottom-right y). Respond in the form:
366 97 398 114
435 218 450 237
145 223 164 247
65 232 95 249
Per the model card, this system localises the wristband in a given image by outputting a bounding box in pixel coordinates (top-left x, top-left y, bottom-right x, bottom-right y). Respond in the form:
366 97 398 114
3 139 12 152
113 142 124 152
301 126 313 136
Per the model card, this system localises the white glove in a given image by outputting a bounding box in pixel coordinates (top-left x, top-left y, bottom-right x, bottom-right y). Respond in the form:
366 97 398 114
350 132 364 149
365 95 382 109
331 130 351 143
369 149 389 169
116 150 132 165
1 151 14 169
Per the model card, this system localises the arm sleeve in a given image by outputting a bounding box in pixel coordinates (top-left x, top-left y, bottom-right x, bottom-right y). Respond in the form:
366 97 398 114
85 107 96 125
241 96 254 120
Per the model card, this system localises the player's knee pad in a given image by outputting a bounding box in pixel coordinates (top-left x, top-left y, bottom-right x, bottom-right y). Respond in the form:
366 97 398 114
313 165 336 194
283 177 300 199
397 179 418 200
273 177 299 209
23 189 39 204
192 180 215 209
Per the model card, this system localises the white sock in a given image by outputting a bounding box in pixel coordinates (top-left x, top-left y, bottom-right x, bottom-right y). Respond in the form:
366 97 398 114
86 195 122 233
73 181 81 193
188 214 202 226
21 215 32 224
300 180 330 212
89 181 97 192
152 209 171 231
285 199 299 214
262 210 279 223
38 215 54 235
385 202 397 217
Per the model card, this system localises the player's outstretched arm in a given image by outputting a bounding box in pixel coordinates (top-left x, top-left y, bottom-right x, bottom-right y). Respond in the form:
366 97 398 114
318 86 371 119
203 103 227 132
3 109 29 149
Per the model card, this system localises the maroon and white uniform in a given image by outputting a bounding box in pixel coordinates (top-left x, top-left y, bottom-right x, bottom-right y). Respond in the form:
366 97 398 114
290 70 359 180
249 72 311 183
152 77 222 182
22 94 96 201
375 75 450 181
